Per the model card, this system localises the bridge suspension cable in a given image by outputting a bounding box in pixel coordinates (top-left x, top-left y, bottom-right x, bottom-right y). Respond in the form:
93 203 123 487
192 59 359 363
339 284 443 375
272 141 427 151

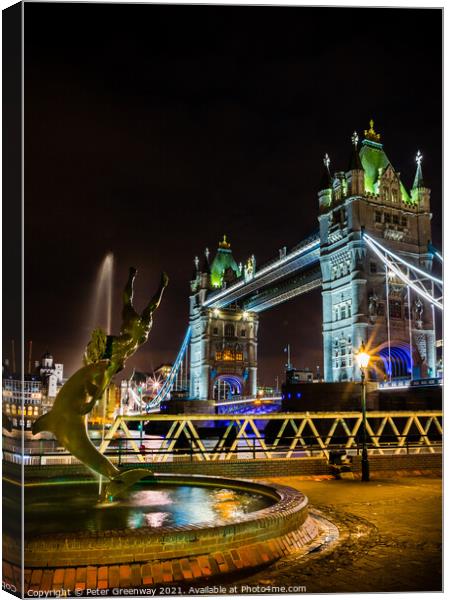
364 233 442 285
145 326 192 412
364 233 443 310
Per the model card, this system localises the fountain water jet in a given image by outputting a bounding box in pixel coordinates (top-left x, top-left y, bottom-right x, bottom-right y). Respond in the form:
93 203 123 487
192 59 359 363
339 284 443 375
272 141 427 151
91 252 114 335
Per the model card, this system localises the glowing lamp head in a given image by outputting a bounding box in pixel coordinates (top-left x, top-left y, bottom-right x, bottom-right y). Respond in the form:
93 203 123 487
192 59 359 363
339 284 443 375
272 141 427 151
242 311 249 320
356 343 370 370
213 308 220 318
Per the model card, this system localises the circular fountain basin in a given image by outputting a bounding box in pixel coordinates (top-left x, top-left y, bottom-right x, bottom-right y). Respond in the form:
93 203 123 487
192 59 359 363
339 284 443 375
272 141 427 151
18 473 319 580
24 479 275 535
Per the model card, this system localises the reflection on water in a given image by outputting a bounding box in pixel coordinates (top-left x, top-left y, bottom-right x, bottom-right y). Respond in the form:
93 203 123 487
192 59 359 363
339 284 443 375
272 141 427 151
125 490 173 507
144 512 170 527
22 483 273 536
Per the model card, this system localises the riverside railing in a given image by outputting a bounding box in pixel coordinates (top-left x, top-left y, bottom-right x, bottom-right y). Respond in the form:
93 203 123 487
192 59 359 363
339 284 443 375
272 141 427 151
5 410 441 466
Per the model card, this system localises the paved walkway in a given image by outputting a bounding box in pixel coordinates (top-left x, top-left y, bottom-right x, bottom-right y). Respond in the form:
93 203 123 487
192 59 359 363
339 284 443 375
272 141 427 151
235 475 442 593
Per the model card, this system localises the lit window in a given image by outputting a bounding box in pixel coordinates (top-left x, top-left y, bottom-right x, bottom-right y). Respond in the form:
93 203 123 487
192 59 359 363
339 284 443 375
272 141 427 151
223 348 234 361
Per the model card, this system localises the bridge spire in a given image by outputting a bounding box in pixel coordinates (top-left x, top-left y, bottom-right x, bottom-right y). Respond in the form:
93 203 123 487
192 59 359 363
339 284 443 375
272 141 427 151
413 150 425 189
349 130 363 171
319 153 333 190
201 248 211 274
219 234 231 250
191 256 199 280
411 149 430 207
363 119 381 143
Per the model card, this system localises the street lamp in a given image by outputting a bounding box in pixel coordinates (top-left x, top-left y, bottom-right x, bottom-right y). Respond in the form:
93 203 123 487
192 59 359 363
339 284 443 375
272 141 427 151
356 342 370 482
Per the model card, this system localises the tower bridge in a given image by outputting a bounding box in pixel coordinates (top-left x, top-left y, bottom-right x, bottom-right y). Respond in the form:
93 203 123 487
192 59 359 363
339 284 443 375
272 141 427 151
147 122 442 411
203 232 321 312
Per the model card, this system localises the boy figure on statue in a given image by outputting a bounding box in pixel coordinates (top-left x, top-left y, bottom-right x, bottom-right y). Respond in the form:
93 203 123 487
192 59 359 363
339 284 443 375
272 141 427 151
85 268 169 377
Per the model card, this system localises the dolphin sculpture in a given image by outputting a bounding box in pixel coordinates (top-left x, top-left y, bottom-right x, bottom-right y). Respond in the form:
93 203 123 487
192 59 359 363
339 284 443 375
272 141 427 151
32 268 168 501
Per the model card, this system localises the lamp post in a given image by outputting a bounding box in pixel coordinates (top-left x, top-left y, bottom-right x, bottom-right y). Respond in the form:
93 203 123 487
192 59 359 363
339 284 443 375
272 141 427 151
356 342 370 482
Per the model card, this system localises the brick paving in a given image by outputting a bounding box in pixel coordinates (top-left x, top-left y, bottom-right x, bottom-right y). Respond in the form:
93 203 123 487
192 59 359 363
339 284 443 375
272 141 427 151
3 516 321 595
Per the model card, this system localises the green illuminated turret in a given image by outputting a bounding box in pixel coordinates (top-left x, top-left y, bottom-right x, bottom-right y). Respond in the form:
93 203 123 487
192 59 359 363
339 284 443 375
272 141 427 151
210 236 241 288
359 120 412 204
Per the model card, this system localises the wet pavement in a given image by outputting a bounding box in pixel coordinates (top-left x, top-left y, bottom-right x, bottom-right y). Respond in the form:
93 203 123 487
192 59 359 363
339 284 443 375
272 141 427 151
235 475 442 593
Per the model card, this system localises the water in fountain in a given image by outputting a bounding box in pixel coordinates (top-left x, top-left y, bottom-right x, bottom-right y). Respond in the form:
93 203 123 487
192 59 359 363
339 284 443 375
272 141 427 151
21 482 274 535
90 253 114 498
91 252 114 335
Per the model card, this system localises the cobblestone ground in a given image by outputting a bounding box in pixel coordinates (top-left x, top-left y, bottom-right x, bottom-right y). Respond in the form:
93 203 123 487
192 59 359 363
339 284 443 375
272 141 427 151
234 475 442 593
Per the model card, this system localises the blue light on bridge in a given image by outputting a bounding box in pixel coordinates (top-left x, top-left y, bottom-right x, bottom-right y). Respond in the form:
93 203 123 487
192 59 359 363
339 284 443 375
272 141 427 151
379 345 412 379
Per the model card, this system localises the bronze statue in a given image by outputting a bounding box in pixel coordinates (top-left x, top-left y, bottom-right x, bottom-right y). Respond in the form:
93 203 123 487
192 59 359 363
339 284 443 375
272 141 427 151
32 268 168 501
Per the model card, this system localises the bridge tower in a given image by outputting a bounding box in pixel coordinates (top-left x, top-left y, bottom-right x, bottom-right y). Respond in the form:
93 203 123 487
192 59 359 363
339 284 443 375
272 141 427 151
189 236 258 400
319 121 436 382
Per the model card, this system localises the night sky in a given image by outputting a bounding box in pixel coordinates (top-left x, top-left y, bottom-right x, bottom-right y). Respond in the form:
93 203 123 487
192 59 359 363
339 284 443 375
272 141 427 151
19 3 442 383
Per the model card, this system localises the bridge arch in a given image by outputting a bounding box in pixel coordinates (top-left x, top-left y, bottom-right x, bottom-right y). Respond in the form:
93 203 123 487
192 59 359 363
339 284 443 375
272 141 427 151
212 375 243 401
376 341 412 380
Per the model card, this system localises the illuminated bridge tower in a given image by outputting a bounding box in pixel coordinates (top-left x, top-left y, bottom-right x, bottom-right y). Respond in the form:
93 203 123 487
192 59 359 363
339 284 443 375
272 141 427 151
189 236 258 400
319 122 436 382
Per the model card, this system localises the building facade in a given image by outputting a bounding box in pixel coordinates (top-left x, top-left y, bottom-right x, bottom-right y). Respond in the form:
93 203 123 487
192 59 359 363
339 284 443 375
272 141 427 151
2 351 65 437
189 237 258 400
319 122 436 382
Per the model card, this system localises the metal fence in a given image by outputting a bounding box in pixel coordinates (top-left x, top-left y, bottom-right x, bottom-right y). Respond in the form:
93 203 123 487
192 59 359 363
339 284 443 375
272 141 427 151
5 411 442 466
98 410 442 463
